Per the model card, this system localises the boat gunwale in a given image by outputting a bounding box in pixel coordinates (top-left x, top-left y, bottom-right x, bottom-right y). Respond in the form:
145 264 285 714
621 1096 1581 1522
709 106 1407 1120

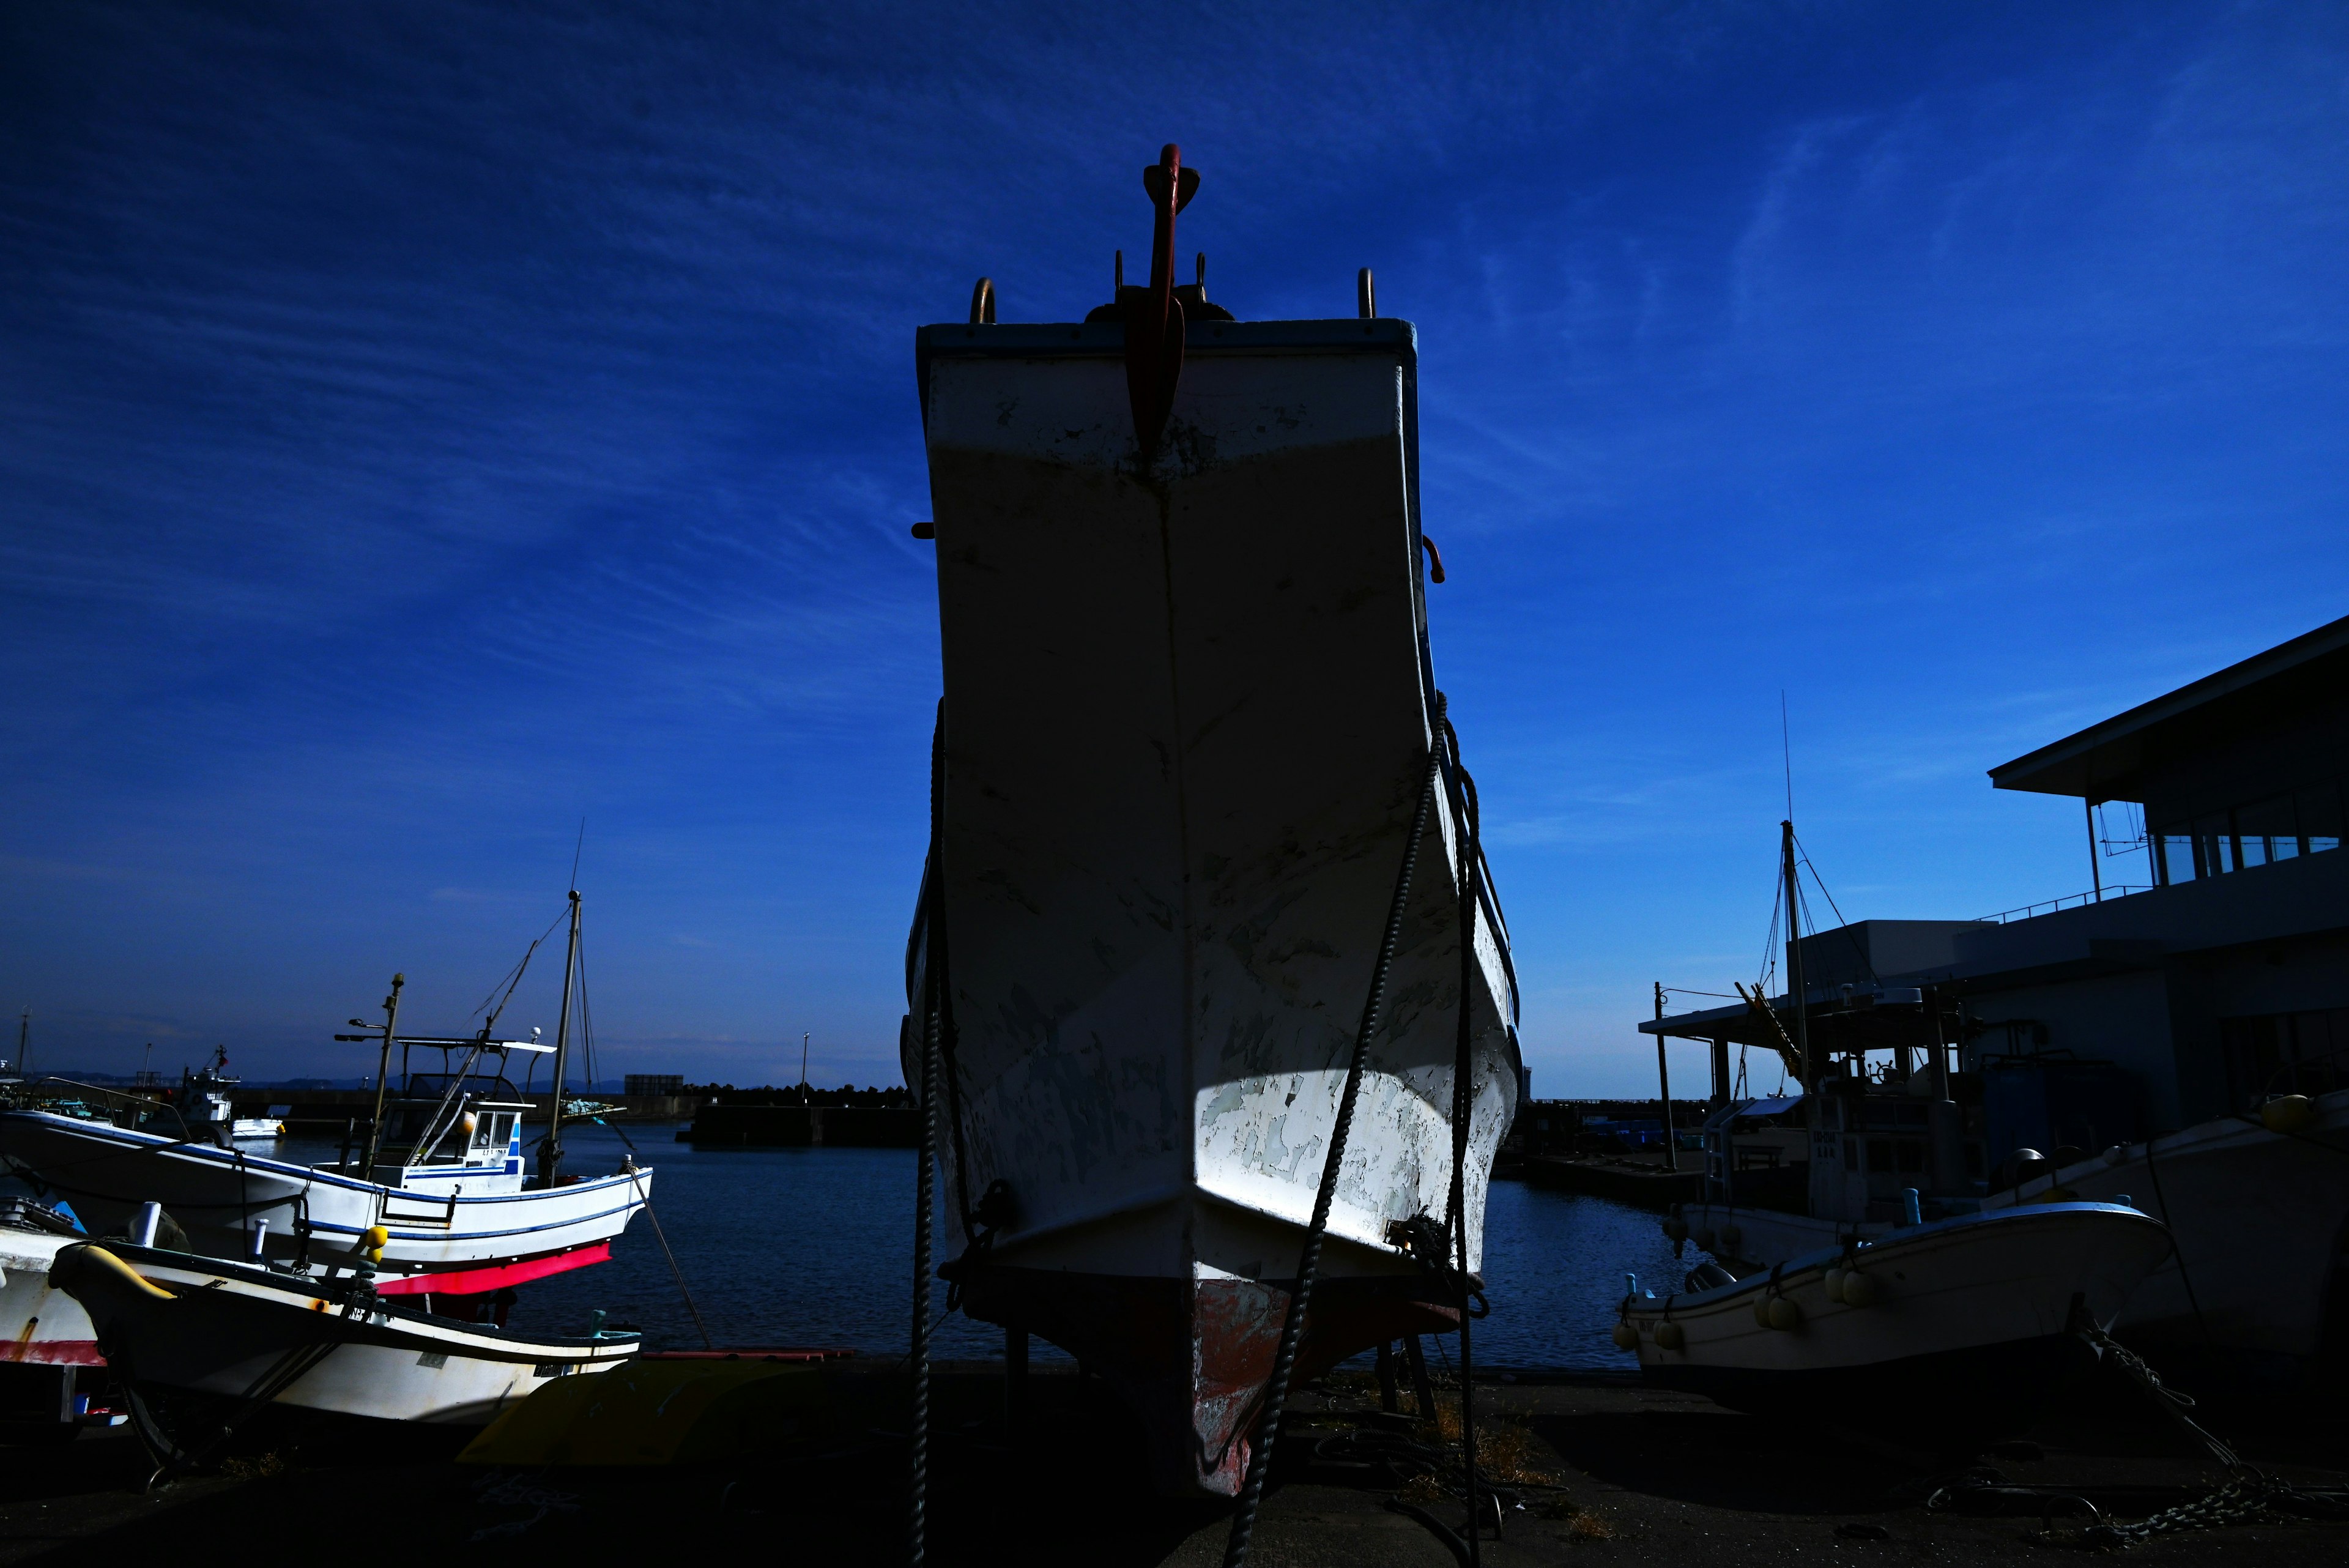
0 1109 651 1205
1622 1202 2170 1316
86 1241 644 1361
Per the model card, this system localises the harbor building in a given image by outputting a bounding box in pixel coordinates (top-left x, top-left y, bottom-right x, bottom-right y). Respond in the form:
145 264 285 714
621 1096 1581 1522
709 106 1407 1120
1647 612 2348 1160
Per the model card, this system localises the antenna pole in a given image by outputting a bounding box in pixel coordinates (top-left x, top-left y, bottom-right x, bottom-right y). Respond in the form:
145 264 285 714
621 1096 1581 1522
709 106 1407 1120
800 1031 811 1102
1782 822 1813 1089
362 975 404 1175
15 1010 26 1079
540 890 581 1189
1653 982 1676 1171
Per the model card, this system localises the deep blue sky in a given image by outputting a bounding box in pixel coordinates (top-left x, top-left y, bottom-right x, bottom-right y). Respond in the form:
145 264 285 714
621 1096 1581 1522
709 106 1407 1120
4 2 2344 1094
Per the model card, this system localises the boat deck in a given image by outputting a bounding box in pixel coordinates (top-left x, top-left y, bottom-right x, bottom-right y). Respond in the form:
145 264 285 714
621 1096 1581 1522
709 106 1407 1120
2 1361 2339 1564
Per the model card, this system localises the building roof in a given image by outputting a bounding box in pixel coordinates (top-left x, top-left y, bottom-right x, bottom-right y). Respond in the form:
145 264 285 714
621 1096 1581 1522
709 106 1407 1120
1988 613 2349 800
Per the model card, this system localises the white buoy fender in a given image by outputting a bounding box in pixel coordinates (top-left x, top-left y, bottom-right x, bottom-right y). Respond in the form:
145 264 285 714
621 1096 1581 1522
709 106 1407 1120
1611 1321 1639 1351
1822 1267 1847 1304
1839 1271 1879 1308
1655 1321 1685 1351
1766 1296 1803 1332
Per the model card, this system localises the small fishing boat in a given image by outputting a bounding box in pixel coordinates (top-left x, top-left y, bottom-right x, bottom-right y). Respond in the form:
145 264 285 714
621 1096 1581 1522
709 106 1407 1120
905 149 1521 1498
0 894 648 1297
53 1241 638 1464
0 1198 125 1438
181 1046 284 1140
1617 1202 2173 1445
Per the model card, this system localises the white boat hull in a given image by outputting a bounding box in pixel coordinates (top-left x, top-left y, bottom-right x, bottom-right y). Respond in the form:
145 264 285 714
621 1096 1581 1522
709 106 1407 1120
0 1228 102 1370
0 1112 648 1284
2009 1088 2349 1369
53 1243 637 1437
911 318 1521 1496
1624 1204 2172 1442
1683 1088 2349 1375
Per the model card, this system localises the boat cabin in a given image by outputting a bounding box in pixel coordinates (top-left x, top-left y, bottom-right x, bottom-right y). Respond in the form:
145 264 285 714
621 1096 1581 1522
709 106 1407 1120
334 1035 549 1195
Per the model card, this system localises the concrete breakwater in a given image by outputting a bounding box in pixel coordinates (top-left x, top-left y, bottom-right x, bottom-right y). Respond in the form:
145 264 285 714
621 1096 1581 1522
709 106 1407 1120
675 1103 917 1148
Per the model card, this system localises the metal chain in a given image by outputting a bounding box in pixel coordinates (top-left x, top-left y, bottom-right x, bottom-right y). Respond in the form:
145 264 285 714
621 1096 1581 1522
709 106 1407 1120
1945 1323 2349 1550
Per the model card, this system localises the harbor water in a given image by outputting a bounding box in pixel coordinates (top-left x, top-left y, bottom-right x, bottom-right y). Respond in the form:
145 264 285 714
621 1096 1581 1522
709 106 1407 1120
283 1122 1691 1371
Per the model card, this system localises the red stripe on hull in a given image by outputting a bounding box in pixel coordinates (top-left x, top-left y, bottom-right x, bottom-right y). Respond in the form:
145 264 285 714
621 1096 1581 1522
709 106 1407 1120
372 1242 609 1296
951 1261 1457 1498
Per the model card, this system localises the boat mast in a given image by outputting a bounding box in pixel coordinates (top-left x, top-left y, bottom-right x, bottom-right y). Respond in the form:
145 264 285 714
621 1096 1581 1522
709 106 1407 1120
1781 822 1814 1088
539 889 581 1189
361 974 404 1175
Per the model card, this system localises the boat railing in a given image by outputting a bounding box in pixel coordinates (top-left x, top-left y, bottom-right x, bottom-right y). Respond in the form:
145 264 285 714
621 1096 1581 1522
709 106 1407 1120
21 1077 198 1143
2263 1042 2349 1103
1974 883 2153 925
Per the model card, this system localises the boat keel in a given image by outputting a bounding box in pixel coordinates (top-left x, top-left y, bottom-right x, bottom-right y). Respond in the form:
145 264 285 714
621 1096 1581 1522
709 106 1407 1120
952 1260 1457 1498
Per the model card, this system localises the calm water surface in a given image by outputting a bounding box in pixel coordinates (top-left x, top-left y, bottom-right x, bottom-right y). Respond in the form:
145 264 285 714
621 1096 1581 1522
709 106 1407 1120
286 1124 1692 1372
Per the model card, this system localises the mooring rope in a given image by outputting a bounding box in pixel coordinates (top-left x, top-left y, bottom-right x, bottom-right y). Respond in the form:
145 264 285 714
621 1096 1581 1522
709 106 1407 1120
1221 693 1446 1568
908 699 947 1568
1443 708 1485 1566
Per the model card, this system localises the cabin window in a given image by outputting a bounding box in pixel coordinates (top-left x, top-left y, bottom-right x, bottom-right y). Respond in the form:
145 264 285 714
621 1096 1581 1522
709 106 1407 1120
1866 1138 1893 1173
1896 1140 1924 1174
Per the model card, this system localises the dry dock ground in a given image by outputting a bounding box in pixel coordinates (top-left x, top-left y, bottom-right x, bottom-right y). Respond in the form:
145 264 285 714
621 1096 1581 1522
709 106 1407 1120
0 1361 2340 1566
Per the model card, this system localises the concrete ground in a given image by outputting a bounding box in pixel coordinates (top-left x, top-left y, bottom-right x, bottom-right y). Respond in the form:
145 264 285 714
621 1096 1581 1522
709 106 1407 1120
0 1359 2340 1566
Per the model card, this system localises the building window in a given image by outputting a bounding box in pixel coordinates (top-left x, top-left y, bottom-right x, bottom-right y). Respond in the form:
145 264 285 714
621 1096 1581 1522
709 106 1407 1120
2304 782 2345 856
2156 829 2197 885
2238 795 2298 868
2151 779 2345 885
2197 814 2236 875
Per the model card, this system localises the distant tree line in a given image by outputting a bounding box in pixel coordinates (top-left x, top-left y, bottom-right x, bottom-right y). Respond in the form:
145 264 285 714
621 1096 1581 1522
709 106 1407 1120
685 1082 911 1107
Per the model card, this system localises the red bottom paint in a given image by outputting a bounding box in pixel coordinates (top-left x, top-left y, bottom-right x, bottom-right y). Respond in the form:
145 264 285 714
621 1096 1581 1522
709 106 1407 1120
949 1261 1460 1498
1 1340 104 1367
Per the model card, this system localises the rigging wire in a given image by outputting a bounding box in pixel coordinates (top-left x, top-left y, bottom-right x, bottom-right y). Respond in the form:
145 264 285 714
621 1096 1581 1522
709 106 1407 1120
1791 833 1879 986
574 926 598 1093
468 905 570 1025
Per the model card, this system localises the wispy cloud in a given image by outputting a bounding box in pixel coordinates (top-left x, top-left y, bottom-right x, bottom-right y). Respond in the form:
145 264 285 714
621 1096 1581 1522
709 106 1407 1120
2 2 2345 1092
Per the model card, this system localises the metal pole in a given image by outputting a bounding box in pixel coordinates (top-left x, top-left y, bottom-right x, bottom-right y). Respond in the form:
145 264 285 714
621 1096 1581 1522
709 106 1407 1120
1653 982 1675 1171
540 890 580 1188
1782 822 1813 1088
801 1031 810 1102
361 975 403 1175
2087 798 2103 902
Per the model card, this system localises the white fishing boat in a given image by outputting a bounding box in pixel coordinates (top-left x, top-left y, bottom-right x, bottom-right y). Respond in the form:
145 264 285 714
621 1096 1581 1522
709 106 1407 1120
905 149 1521 1498
1619 1203 2173 1445
1997 1088 2349 1375
180 1046 284 1140
0 894 648 1299
1658 1011 2349 1383
51 1241 638 1464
